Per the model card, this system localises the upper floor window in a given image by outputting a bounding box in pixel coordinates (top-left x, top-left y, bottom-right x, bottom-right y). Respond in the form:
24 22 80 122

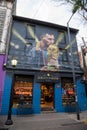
58 31 66 46
59 48 68 64
25 24 35 40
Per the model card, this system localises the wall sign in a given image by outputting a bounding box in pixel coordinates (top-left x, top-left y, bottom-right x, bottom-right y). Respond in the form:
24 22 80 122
36 72 60 82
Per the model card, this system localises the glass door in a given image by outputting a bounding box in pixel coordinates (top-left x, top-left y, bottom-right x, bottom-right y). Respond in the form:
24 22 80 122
41 83 54 110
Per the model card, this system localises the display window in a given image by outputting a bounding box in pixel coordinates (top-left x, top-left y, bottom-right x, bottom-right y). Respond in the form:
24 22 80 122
61 78 75 105
13 75 33 108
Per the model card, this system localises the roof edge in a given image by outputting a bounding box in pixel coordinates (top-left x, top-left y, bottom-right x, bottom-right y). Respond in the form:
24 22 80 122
12 15 78 33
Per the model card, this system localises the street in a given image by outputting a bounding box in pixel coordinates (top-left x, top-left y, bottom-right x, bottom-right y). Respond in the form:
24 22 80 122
0 112 87 130
60 123 87 130
7 120 87 130
5 120 87 130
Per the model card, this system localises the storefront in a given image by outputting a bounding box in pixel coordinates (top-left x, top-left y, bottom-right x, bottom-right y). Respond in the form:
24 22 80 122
1 16 87 115
12 74 56 113
1 70 79 115
2 69 87 115
11 72 61 114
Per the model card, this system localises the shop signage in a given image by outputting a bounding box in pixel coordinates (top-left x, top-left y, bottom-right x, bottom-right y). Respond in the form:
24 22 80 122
36 72 60 82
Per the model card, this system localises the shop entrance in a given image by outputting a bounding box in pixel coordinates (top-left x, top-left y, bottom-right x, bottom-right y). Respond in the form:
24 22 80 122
41 83 54 111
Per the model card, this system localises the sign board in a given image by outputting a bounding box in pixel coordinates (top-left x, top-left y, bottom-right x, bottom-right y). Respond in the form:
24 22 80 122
36 72 60 82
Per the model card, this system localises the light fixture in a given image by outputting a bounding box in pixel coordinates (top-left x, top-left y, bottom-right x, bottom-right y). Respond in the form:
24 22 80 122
11 59 18 67
3 63 7 70
47 73 50 77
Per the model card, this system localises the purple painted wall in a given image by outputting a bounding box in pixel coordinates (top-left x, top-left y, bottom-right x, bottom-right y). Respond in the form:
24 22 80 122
0 54 6 112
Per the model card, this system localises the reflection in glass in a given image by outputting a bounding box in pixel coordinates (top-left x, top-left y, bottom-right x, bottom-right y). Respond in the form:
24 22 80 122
13 76 33 108
62 78 75 105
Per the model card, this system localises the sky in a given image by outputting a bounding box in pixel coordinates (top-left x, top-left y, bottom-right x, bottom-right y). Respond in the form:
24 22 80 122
16 0 87 48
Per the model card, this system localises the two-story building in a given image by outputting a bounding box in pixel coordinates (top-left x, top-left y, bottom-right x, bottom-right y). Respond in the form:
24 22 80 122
1 15 87 115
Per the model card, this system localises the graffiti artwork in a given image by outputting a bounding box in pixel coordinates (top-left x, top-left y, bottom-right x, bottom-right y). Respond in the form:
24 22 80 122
7 19 78 71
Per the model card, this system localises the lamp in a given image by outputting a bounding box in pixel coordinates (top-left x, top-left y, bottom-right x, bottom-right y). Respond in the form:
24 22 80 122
5 58 17 125
47 73 50 77
67 14 80 120
11 59 18 67
3 63 7 70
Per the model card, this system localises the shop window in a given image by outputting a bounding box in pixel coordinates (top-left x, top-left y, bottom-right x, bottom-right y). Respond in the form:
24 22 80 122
13 75 33 108
61 78 75 105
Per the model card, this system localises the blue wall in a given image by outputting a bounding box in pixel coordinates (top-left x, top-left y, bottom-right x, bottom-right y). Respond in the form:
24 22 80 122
1 75 87 115
54 78 87 113
33 82 41 114
54 82 63 112
76 79 87 111
1 73 12 115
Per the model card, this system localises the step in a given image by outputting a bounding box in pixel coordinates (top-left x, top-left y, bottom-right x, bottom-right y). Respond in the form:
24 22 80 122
41 110 56 114
41 107 54 111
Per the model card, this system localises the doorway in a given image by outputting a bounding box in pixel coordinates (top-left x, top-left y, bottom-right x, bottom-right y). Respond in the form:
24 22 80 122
41 83 54 111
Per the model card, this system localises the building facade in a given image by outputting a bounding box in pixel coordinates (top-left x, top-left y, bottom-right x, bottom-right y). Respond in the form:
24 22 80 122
1 16 87 115
0 0 16 113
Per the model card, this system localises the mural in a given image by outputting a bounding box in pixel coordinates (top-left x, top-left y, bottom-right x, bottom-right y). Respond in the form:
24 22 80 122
27 33 59 70
7 20 79 71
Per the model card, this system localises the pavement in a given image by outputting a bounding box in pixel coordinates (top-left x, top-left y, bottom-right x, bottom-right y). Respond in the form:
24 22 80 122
0 111 87 130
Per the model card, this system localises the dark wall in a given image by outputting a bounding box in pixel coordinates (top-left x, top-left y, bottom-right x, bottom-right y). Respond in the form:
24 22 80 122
7 18 81 72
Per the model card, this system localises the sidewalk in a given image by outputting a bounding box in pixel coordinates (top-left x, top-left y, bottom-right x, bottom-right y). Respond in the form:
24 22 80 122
0 111 87 130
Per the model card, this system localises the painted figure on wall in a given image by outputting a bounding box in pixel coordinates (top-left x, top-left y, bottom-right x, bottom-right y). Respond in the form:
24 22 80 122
47 41 59 70
37 33 59 70
27 33 59 70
